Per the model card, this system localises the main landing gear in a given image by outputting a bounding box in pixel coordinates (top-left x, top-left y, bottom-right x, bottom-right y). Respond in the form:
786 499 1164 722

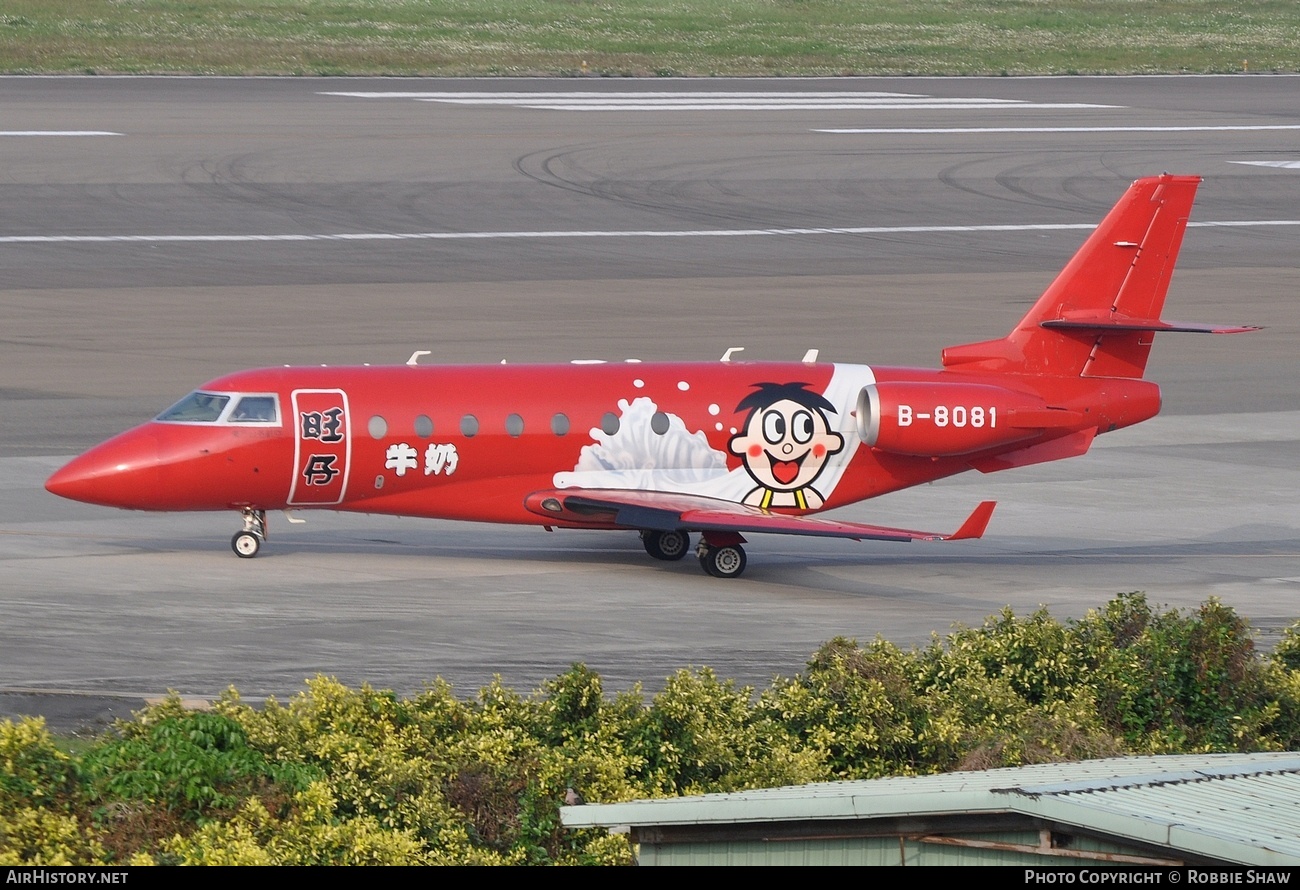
697 540 747 578
642 529 748 578
641 529 690 562
231 508 266 558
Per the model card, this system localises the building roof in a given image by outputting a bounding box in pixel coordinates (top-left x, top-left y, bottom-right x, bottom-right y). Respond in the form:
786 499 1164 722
561 752 1300 865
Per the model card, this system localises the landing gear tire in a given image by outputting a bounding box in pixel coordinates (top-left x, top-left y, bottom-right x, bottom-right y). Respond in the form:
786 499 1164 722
231 530 262 558
699 543 747 578
232 507 267 558
643 530 690 561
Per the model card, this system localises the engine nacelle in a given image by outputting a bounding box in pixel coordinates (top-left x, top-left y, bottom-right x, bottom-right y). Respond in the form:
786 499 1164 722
857 382 1058 457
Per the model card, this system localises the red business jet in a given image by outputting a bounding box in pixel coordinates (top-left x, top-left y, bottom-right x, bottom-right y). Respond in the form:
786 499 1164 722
46 175 1255 577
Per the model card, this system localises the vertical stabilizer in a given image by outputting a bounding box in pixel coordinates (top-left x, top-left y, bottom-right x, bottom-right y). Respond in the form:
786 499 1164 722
942 174 1200 379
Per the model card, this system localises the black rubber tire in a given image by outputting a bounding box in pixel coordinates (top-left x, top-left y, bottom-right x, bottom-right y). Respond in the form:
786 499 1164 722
644 530 690 561
699 544 747 578
231 530 262 558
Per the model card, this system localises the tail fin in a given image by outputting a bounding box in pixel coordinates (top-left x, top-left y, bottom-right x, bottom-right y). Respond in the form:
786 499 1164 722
942 174 1251 379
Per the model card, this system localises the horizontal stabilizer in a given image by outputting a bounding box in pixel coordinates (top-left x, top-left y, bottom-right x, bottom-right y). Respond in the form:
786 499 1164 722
1041 314 1261 334
526 489 996 544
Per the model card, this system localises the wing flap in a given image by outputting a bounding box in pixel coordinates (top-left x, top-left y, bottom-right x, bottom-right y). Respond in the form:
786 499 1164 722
525 489 995 543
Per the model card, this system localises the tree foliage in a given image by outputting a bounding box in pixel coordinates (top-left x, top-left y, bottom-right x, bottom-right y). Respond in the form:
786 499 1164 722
2 594 1297 865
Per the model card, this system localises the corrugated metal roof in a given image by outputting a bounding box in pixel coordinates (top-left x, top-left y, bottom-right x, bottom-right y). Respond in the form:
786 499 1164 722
561 752 1300 865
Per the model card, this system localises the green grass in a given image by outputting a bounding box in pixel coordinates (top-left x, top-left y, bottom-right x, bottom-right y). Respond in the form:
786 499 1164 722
0 0 1297 76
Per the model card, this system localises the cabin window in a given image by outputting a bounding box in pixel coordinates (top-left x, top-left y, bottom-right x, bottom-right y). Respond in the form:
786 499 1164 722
506 413 524 437
368 416 388 439
651 411 670 435
461 414 479 437
600 412 620 436
414 415 433 438
551 413 570 436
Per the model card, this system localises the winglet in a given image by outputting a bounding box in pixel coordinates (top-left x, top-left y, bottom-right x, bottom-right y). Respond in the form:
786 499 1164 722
945 501 997 541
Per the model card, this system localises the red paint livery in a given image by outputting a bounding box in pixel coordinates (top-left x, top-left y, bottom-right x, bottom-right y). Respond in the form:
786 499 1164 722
46 175 1255 577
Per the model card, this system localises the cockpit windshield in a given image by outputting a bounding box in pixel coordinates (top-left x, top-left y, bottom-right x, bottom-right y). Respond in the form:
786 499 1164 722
156 391 280 425
157 391 230 422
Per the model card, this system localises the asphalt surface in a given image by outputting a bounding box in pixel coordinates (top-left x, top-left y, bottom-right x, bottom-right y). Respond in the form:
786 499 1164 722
2 76 1298 735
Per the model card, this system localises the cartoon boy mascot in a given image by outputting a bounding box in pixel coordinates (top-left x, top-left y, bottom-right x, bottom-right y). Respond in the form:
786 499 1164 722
729 382 845 510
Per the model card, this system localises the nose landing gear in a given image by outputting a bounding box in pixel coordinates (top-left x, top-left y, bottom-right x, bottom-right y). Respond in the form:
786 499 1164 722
231 508 266 558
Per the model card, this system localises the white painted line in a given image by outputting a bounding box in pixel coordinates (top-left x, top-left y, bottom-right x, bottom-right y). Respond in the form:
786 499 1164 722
818 125 1300 134
322 91 932 99
1232 160 1300 169
0 131 122 137
6 73 1299 81
417 97 1061 106
3 220 1296 246
1191 220 1300 228
495 102 1113 112
321 90 1115 112
426 98 1004 105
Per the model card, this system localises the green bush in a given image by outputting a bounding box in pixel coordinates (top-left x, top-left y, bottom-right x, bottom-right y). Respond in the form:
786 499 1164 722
760 637 934 777
0 718 104 865
1 594 1295 864
1079 594 1278 751
81 703 318 822
1273 621 1300 673
0 717 78 812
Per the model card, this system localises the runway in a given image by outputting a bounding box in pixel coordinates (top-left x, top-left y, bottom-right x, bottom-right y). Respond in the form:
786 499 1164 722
2 76 1298 732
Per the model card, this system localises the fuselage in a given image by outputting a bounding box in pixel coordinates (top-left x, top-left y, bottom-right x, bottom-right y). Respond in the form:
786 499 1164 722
44 359 1161 527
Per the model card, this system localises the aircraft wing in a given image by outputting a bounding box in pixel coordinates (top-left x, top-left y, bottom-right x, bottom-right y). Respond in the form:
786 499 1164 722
524 489 995 543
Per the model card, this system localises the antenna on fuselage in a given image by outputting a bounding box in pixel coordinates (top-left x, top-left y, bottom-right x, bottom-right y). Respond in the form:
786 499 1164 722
407 350 431 366
720 347 745 362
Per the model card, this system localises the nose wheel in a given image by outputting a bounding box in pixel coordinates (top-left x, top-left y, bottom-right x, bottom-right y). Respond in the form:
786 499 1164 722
231 508 266 558
232 530 262 558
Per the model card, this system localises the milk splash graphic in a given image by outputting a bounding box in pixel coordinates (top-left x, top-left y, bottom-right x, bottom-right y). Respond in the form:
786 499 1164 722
553 396 751 500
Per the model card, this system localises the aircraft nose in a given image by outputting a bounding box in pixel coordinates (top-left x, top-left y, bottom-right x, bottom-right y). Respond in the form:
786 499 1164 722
46 429 161 509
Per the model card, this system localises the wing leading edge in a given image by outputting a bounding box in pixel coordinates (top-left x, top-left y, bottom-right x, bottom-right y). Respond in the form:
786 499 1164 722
524 489 995 543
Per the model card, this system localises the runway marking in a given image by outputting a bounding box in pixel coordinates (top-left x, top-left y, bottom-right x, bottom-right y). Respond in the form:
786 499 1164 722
818 125 1300 134
0 131 122 137
320 90 1114 112
4 219 1299 245
1232 160 1300 169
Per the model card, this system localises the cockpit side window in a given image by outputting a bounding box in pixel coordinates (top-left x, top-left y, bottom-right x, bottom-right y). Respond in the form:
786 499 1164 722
156 391 230 423
229 396 278 423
